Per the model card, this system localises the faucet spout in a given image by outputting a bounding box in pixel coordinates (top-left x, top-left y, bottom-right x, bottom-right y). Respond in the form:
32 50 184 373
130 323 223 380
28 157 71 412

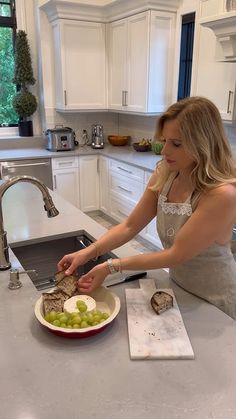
0 175 59 270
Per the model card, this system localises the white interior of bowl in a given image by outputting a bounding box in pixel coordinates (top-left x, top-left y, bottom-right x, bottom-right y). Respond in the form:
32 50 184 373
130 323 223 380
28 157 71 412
34 286 121 334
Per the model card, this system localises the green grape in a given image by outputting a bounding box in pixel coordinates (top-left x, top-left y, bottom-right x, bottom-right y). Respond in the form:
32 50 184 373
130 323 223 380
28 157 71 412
52 319 60 327
78 304 87 313
58 315 68 324
86 312 94 325
102 312 109 320
67 325 73 329
92 321 99 326
48 311 57 323
80 321 88 328
93 314 101 323
60 322 67 328
76 300 87 309
44 313 51 323
72 323 80 329
71 315 81 326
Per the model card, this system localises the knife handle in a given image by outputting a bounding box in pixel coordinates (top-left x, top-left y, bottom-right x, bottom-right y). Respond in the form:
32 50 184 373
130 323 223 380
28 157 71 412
124 272 147 282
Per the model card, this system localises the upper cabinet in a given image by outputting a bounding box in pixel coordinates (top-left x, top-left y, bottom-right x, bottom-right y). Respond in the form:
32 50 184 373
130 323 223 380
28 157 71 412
194 0 236 121
199 0 236 62
51 19 107 111
108 10 176 113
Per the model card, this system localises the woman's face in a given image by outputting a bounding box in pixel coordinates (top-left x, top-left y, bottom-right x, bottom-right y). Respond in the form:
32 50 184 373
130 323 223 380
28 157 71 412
161 119 196 173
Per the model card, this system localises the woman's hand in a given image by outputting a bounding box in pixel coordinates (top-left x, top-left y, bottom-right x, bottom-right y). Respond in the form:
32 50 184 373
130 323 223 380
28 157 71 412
57 249 89 275
77 262 109 293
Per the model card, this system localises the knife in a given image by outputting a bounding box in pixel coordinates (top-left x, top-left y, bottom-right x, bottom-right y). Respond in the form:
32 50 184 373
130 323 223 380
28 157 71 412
104 271 147 287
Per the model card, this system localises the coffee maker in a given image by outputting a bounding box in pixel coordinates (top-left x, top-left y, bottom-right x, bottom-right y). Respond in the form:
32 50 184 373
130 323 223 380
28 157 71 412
91 124 104 149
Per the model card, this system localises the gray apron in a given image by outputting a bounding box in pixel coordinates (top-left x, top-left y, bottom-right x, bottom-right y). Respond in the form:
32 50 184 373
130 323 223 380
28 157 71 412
156 174 236 320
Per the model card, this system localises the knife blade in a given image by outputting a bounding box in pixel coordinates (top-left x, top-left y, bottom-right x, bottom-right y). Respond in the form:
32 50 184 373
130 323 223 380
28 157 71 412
105 271 147 287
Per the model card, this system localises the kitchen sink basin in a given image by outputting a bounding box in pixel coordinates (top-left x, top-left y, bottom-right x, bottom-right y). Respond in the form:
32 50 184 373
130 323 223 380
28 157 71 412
11 232 116 291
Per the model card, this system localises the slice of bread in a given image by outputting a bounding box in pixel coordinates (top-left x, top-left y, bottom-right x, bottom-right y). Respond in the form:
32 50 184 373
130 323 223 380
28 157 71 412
42 294 64 315
55 271 78 297
150 291 173 315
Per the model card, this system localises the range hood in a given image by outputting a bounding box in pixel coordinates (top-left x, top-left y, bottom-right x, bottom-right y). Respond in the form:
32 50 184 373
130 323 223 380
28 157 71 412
200 11 236 62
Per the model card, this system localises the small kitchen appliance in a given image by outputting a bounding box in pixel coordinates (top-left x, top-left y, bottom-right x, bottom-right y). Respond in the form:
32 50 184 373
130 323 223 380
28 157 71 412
46 125 78 151
91 124 104 149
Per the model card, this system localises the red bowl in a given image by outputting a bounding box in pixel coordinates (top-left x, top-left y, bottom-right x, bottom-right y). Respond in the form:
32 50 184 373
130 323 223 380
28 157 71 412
34 287 120 338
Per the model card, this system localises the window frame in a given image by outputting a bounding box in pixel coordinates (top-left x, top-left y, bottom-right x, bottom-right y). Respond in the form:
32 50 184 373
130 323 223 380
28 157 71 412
0 0 18 132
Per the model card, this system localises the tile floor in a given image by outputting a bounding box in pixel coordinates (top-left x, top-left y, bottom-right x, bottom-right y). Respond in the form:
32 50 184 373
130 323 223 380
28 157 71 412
87 210 161 254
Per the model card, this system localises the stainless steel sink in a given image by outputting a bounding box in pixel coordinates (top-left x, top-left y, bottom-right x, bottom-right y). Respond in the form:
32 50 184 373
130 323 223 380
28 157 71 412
11 232 116 291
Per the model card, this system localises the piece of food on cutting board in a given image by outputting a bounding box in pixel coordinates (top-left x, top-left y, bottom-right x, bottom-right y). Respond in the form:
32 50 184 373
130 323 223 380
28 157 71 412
150 291 173 314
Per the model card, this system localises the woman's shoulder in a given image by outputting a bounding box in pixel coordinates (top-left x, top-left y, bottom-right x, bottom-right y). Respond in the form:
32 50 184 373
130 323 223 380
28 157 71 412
200 183 236 209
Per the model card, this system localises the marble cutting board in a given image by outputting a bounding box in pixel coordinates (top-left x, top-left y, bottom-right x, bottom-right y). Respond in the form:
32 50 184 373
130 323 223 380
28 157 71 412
125 278 194 360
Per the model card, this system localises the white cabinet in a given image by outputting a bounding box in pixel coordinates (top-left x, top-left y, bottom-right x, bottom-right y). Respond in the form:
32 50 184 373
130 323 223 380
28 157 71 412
194 23 236 121
51 19 106 110
109 159 145 222
108 10 175 113
52 156 80 207
99 156 110 214
79 155 99 212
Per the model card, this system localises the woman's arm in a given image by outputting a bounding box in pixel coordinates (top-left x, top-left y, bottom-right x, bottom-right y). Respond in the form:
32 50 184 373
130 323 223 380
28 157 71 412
78 184 236 292
57 172 159 273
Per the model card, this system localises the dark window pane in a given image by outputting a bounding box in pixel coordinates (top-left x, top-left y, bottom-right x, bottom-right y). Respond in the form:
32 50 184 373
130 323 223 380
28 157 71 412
177 13 195 101
0 26 18 125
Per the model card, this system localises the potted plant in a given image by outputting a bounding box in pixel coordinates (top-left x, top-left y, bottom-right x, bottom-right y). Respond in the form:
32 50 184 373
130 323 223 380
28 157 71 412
12 30 37 136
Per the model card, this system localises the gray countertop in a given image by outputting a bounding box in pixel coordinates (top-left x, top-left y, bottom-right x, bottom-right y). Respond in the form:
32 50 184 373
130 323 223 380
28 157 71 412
0 182 236 419
0 142 162 172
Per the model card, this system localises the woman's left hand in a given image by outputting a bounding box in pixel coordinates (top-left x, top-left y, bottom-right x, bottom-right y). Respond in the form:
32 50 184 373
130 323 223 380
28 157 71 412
77 262 108 293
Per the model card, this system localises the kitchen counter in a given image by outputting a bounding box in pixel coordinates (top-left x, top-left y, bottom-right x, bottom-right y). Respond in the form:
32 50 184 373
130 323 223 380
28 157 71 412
1 182 236 419
0 141 162 172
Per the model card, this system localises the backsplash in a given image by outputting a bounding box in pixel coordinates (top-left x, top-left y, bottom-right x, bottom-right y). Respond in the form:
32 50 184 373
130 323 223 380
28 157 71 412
45 108 236 148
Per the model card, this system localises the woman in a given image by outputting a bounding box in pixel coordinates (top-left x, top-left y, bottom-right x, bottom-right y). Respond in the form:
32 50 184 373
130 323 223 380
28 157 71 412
58 96 236 319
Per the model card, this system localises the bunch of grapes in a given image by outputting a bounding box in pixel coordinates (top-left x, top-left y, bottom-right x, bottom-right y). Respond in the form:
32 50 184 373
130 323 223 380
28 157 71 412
44 300 110 329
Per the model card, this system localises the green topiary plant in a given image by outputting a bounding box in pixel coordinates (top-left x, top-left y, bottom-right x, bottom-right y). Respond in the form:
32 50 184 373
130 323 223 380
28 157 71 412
12 30 37 136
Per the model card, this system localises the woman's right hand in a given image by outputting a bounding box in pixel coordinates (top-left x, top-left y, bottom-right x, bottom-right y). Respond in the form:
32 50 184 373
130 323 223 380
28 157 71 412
57 249 88 276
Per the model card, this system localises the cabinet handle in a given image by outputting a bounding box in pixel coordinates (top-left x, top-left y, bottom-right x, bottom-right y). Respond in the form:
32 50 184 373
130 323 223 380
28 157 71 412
117 166 132 174
118 209 127 217
57 161 73 167
118 185 132 194
122 90 125 106
227 90 233 113
124 91 128 106
64 90 67 106
97 157 99 174
53 175 57 189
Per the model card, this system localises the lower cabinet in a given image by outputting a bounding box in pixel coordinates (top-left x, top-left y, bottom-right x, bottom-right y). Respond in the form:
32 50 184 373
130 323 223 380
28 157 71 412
51 156 80 207
99 156 110 214
79 155 100 212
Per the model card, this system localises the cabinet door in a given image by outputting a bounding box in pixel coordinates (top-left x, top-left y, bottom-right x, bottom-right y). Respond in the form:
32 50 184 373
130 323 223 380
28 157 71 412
108 19 127 110
99 156 110 213
194 25 236 120
125 12 149 112
53 168 80 208
52 19 106 110
79 156 99 212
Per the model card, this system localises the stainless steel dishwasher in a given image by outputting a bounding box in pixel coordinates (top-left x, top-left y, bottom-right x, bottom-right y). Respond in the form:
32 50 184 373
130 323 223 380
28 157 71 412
0 159 53 189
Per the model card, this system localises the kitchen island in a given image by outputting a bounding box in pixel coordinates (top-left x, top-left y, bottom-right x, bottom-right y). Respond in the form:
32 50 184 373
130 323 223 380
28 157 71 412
1 182 236 419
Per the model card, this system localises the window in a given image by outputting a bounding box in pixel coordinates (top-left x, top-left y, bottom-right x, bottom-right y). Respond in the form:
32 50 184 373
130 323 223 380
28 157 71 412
177 13 195 101
0 0 18 127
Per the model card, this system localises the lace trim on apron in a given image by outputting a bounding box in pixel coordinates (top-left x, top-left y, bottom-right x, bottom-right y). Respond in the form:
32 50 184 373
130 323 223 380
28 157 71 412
158 194 192 216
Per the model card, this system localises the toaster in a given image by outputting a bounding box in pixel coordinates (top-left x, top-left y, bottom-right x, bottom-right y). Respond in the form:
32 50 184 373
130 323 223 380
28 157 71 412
46 126 77 151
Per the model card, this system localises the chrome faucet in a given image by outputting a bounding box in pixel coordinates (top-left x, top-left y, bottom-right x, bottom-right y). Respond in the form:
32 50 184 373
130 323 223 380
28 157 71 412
0 175 59 270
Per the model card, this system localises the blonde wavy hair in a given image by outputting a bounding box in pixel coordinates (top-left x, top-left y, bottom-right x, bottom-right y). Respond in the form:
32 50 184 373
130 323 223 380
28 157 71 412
151 96 236 193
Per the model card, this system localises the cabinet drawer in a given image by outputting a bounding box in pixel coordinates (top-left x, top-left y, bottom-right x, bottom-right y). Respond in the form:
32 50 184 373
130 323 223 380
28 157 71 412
110 193 136 222
110 172 144 203
51 156 78 170
110 159 144 182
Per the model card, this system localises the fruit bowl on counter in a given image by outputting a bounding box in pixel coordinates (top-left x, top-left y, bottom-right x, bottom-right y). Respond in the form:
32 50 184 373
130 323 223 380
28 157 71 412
108 135 130 146
132 139 152 152
34 286 121 338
